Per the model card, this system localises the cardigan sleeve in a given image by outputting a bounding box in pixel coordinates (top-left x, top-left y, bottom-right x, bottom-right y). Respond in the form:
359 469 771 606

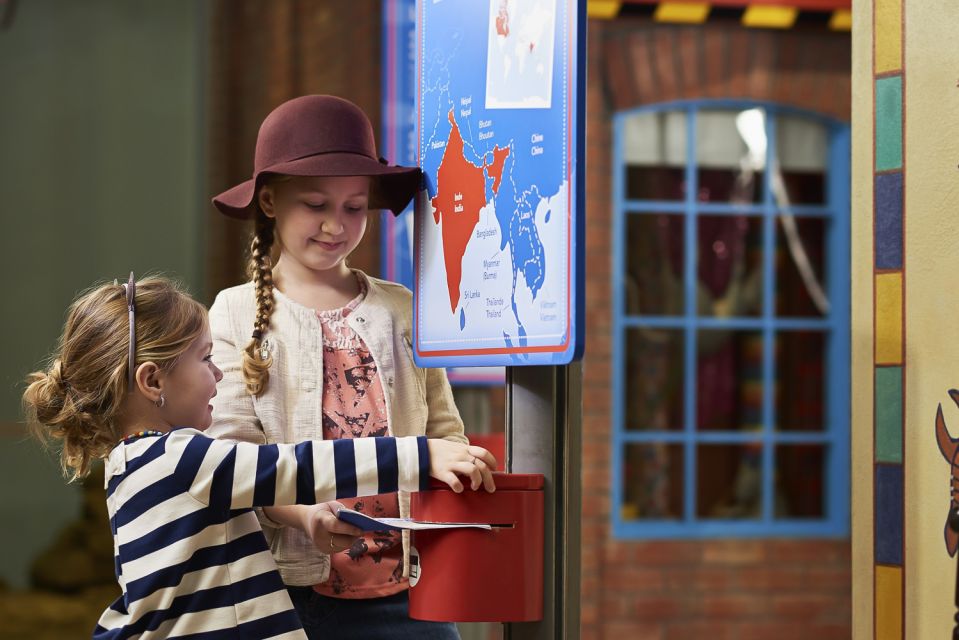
391 281 466 445
207 291 268 447
424 366 468 444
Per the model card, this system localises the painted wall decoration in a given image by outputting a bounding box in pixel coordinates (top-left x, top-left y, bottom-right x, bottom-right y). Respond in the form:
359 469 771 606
934 391 959 557
852 1 959 638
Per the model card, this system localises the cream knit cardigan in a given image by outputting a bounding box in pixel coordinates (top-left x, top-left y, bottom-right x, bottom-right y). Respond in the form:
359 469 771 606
207 271 466 587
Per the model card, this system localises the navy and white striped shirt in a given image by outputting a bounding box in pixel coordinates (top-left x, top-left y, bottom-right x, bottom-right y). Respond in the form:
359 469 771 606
94 428 429 639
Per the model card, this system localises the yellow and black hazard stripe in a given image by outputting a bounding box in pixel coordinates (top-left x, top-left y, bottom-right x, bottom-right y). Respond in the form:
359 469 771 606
587 0 851 31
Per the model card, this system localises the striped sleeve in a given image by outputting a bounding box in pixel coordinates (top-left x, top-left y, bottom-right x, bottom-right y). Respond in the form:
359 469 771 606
183 433 430 509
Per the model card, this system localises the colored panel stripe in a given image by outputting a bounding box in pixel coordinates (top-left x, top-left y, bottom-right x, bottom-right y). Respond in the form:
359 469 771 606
741 6 798 29
874 367 903 463
875 76 903 171
875 565 903 640
875 465 903 565
875 172 903 270
874 0 902 74
829 9 852 30
873 0 905 637
655 2 710 23
875 273 903 365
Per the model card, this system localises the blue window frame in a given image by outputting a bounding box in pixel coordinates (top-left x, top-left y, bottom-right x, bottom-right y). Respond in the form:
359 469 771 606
611 100 850 538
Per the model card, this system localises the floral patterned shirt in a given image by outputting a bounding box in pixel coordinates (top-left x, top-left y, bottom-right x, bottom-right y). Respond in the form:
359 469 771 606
312 278 407 599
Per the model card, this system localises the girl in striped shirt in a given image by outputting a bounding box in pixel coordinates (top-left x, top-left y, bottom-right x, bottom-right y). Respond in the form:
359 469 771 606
22 276 495 639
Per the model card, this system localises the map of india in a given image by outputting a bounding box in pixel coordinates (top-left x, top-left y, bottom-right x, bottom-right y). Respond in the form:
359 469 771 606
431 109 510 313
416 0 577 367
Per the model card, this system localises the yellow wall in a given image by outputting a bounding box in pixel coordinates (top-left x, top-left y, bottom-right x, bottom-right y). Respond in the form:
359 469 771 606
850 3 874 638
852 1 959 638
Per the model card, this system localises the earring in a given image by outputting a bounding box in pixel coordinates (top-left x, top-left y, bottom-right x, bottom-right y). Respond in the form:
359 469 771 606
155 395 165 408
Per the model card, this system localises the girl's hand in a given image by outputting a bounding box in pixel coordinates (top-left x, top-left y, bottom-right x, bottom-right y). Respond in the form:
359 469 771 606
301 501 364 554
427 440 497 493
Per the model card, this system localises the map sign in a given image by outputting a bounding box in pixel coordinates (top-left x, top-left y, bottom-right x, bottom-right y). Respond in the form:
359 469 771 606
414 0 584 367
381 0 504 383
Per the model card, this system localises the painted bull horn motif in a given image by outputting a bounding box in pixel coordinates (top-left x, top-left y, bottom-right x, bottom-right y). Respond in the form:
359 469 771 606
935 389 959 556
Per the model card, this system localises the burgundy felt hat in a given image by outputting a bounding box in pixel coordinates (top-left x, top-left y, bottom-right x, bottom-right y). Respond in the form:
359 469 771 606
212 95 421 219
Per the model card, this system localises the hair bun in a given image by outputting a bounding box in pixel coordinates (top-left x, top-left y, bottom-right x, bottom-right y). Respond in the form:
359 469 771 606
24 366 69 429
52 360 70 391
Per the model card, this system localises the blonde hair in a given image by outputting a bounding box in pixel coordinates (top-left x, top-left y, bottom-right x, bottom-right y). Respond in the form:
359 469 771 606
22 276 207 481
243 212 275 397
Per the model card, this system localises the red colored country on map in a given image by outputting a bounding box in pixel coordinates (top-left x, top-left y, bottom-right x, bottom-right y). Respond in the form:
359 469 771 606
431 109 510 313
496 0 509 37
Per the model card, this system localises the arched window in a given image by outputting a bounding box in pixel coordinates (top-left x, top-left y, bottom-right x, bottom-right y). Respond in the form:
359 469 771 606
612 101 850 537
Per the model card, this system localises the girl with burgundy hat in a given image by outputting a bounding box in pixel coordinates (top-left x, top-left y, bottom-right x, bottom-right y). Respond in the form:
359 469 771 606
207 95 485 639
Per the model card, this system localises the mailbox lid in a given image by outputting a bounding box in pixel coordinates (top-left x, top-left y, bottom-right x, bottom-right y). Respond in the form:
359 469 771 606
426 472 543 492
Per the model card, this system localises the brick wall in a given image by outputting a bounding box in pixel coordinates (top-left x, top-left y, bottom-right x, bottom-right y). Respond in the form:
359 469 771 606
599 20 851 119
579 17 851 640
591 539 850 639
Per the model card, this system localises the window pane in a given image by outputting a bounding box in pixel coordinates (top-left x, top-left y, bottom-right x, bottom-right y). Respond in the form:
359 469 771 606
696 330 763 431
625 214 685 316
623 110 687 201
622 443 684 520
697 216 763 317
776 331 825 432
775 445 825 518
696 444 762 519
776 216 827 317
625 329 684 431
626 166 686 201
696 109 762 204
775 114 827 205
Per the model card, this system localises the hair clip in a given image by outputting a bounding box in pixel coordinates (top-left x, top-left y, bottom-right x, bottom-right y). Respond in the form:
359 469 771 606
259 337 272 361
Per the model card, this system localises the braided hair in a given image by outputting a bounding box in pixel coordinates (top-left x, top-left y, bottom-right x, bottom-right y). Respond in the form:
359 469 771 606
241 212 276 396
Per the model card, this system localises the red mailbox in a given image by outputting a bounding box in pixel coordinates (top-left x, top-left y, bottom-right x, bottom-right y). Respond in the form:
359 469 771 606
408 473 544 622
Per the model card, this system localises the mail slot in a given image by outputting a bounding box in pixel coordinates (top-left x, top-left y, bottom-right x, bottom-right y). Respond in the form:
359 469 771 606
408 472 544 622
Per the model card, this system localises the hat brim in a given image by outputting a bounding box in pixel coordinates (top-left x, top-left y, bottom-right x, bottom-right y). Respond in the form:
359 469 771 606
212 152 422 219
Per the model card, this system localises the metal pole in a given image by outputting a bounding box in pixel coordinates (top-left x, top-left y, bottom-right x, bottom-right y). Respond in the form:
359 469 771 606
504 363 582 640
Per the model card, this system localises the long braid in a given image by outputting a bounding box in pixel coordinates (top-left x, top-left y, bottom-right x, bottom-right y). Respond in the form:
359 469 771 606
242 213 276 396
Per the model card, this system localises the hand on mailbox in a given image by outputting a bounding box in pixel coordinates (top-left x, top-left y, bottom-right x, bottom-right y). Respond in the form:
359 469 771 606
427 440 497 493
